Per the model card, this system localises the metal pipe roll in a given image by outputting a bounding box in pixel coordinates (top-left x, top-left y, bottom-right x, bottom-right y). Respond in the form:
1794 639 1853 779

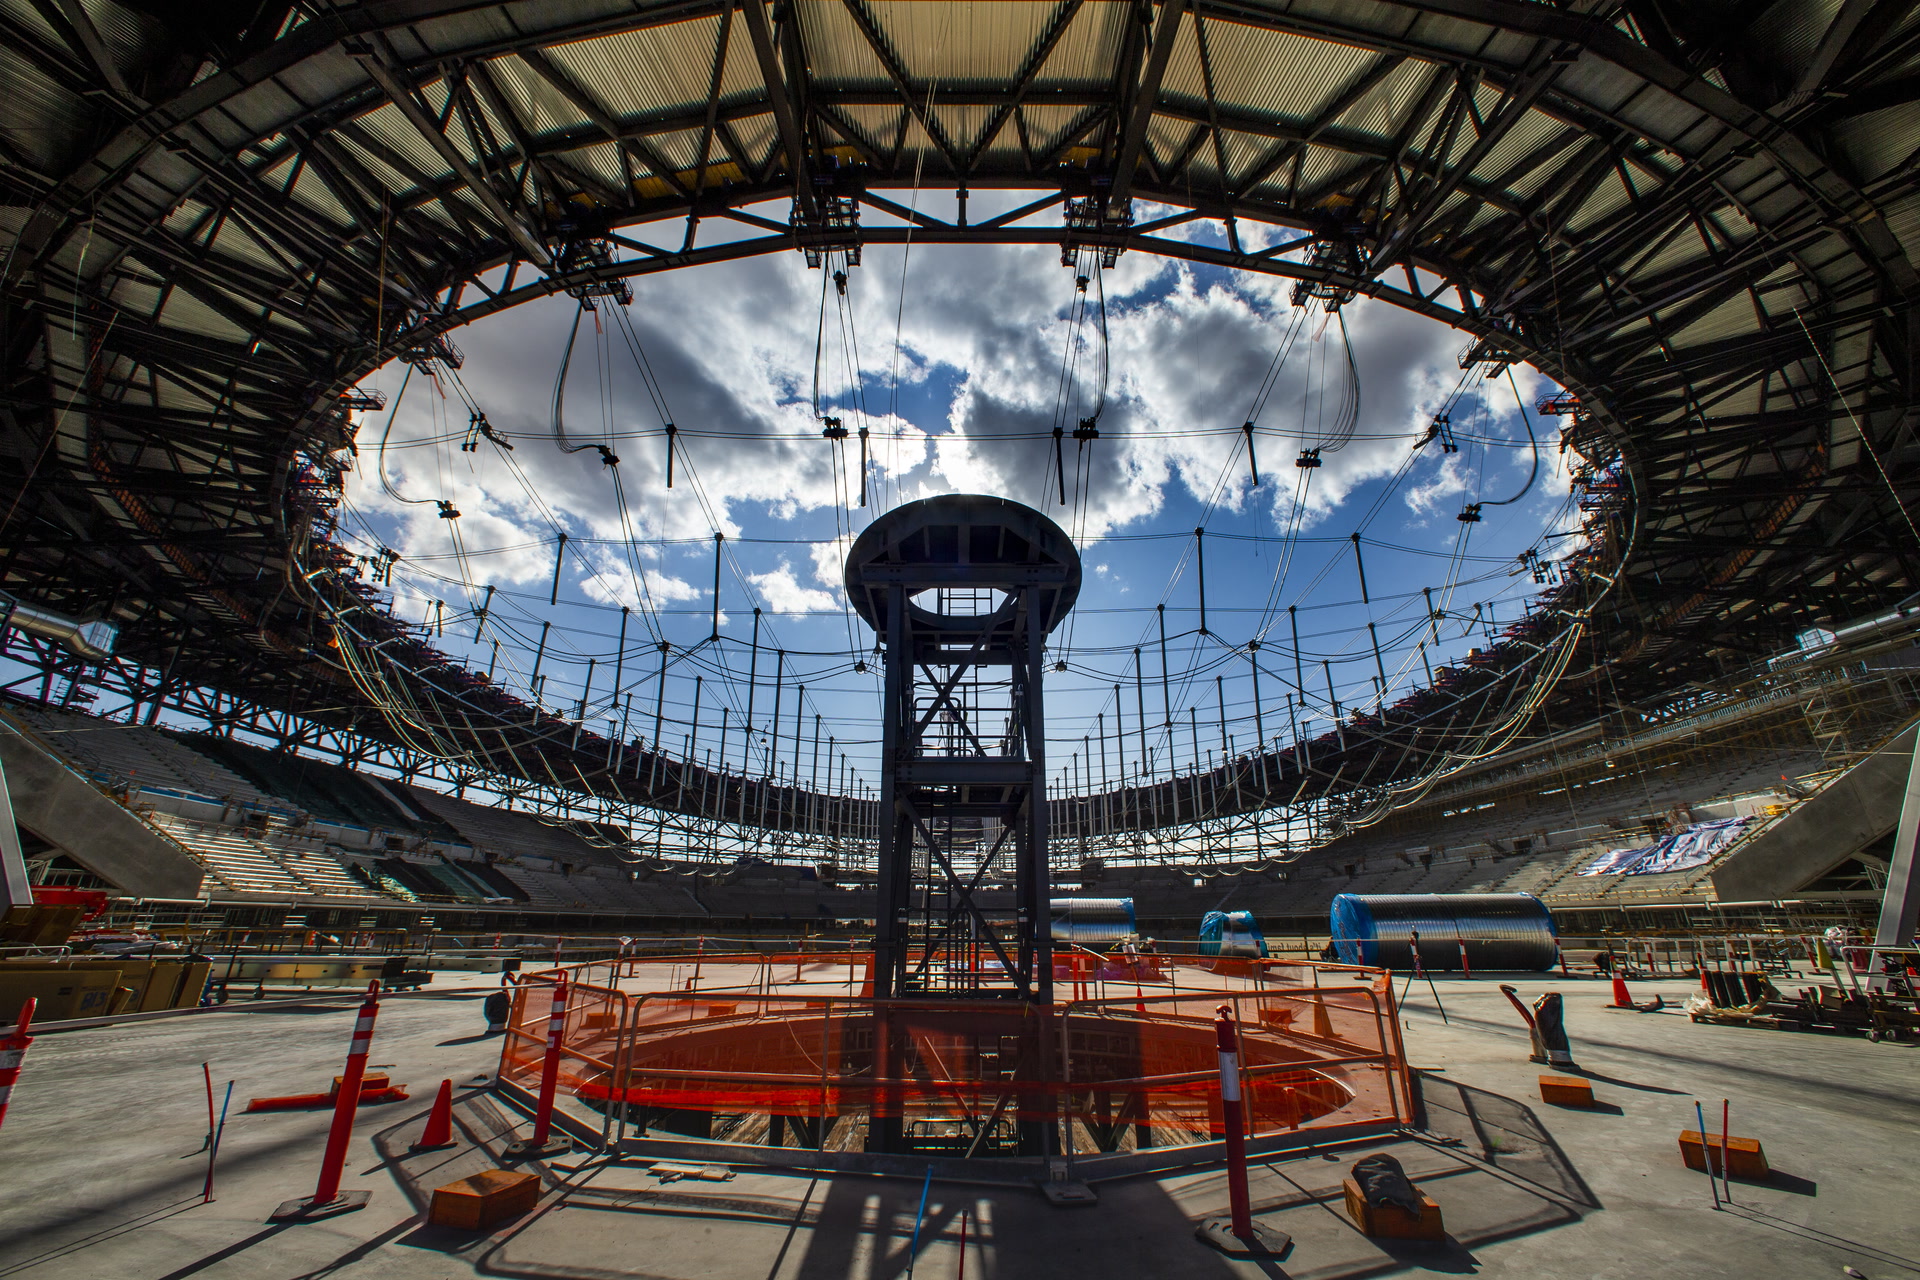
1329 893 1558 971
1050 897 1138 943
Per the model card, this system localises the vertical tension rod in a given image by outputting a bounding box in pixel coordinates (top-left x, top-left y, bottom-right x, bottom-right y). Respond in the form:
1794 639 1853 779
1243 421 1260 488
1195 527 1208 635
530 620 551 703
664 423 678 488
1053 426 1067 506
1289 605 1305 700
858 426 870 508
710 532 724 641
611 606 628 707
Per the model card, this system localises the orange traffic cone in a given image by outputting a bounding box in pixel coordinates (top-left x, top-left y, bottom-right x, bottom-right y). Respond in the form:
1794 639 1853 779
1312 990 1335 1039
1135 984 1148 1018
414 1079 455 1150
1610 974 1633 1008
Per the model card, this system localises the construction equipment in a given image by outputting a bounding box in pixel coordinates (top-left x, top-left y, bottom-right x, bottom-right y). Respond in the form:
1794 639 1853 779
1685 970 1920 1040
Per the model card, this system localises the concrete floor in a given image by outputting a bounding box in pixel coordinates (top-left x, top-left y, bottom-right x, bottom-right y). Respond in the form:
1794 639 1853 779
1 971 1916 1279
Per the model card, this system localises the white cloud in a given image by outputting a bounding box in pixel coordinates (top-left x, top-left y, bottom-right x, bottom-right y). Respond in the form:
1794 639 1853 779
342 225 1562 686
749 561 836 615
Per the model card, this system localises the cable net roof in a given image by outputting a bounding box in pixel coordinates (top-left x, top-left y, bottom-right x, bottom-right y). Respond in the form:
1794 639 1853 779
2 0 1917 852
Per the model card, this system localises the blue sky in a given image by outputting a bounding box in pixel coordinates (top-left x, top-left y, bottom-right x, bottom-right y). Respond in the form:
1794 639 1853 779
335 195 1576 800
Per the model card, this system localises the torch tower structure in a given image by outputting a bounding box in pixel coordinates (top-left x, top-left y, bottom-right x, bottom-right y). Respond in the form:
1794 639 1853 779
845 495 1082 1004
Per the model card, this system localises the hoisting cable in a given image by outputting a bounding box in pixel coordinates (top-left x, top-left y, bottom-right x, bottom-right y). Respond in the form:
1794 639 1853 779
1477 365 1540 509
374 363 426 505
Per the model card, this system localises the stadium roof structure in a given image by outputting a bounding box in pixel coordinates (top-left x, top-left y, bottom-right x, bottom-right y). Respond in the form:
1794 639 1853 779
2 0 1917 845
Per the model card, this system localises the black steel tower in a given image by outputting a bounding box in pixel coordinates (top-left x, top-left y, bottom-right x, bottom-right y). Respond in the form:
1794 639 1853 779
845 495 1082 1003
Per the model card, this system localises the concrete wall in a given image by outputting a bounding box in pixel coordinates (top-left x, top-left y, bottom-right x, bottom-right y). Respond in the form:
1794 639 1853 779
0 722 206 898
1711 723 1915 901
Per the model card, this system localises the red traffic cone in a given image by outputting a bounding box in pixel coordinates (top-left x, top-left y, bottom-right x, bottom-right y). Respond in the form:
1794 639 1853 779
1135 984 1148 1018
1610 974 1633 1008
414 1079 454 1150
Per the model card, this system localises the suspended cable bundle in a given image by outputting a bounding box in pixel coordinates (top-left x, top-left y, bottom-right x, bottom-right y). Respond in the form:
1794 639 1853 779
1315 309 1362 453
1329 893 1557 971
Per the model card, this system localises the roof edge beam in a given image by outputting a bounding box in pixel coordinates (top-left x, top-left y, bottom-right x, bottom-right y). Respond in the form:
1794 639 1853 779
741 0 817 217
1109 0 1188 211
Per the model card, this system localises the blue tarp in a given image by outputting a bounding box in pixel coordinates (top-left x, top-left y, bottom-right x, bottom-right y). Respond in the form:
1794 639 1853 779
1579 815 1751 876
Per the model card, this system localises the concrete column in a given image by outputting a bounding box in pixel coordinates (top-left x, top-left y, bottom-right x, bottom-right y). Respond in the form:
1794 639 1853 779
0 750 29 910
1872 727 1920 989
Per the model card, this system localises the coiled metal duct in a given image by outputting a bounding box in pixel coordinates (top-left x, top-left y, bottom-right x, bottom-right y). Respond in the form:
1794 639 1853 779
1329 893 1558 971
1201 909 1269 958
1049 897 1137 943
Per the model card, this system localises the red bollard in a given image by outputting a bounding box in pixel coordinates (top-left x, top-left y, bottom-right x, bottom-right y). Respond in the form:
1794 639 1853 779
1458 940 1472 979
0 998 38 1135
508 976 572 1160
1215 1006 1253 1237
1195 1004 1288 1257
271 982 380 1221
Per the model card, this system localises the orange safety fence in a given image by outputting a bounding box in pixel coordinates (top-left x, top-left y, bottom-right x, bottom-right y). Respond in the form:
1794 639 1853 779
497 954 1412 1153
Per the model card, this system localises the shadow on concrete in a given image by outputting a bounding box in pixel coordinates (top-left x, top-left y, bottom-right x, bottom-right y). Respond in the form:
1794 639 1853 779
788 1174 1251 1280
1371 1237 1480 1274
1416 1074 1601 1210
1566 1068 1687 1095
1760 1170 1818 1197
438 1032 500 1046
0 1196 203 1279
1255 1147 1555 1280
1720 1202 1920 1272
0 1120 407 1270
397 1219 507 1258
152 1223 292 1280
287 1213 425 1280
372 1091 532 1218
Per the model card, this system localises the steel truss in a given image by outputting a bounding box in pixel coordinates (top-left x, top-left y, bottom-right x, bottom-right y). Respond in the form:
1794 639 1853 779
0 632 877 873
3 0 1918 854
845 497 1081 1003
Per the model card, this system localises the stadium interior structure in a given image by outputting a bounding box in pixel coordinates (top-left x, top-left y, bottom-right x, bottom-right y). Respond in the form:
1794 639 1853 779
2 1 1920 1275
3 0 1918 949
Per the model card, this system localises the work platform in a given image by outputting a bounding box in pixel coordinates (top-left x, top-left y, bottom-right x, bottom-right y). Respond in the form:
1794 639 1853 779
495 952 1410 1161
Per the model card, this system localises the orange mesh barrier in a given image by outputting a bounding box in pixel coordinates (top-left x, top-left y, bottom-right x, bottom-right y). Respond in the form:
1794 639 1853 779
497 954 1411 1153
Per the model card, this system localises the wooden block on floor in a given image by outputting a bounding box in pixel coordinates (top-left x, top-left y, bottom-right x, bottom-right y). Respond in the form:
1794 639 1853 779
1342 1176 1445 1241
330 1072 389 1097
428 1169 541 1230
1679 1130 1769 1179
1538 1075 1595 1107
